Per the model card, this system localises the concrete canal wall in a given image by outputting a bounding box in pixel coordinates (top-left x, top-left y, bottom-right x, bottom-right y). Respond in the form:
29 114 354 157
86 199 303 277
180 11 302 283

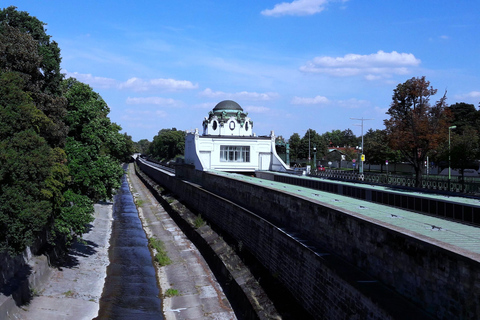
138 159 479 319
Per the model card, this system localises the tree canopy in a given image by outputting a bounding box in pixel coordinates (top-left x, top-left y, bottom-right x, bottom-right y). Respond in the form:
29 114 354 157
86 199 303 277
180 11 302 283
384 76 452 186
148 128 185 161
0 7 133 255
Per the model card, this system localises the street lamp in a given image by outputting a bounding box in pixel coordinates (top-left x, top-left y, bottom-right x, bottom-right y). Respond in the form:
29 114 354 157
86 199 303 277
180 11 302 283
308 129 311 161
351 117 373 179
448 125 457 190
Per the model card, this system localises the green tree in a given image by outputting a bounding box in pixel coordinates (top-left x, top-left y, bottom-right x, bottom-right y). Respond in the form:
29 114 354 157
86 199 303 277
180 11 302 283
363 129 401 169
450 126 480 177
0 6 67 147
62 78 126 201
299 129 324 162
287 133 301 162
149 128 185 161
135 139 151 154
322 129 343 148
0 71 62 254
384 76 452 186
448 102 479 132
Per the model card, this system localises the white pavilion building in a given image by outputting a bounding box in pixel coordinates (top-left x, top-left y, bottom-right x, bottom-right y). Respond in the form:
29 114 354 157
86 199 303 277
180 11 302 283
184 100 289 173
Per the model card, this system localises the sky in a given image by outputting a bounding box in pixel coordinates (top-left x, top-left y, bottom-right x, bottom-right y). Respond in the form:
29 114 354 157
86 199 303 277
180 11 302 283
5 0 480 142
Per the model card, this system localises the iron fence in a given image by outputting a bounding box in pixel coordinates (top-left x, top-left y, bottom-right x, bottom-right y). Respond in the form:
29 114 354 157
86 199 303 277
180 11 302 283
315 170 480 195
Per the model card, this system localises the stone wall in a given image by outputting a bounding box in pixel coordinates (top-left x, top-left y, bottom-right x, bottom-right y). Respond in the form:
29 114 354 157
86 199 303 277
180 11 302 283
139 159 480 319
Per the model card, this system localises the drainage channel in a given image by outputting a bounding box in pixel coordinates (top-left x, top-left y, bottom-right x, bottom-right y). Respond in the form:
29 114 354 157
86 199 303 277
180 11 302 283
95 169 163 320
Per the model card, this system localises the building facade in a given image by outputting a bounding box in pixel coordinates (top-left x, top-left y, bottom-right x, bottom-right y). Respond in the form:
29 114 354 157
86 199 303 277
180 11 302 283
184 100 288 173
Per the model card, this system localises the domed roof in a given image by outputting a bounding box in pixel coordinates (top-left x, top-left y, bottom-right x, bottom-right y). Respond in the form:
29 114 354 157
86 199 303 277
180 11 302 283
213 100 243 112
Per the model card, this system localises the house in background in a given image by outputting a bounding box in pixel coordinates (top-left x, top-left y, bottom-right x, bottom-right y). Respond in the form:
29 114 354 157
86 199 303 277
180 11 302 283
184 100 288 173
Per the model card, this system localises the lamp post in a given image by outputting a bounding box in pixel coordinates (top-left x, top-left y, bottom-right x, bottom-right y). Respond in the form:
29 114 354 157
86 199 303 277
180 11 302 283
448 125 456 191
313 145 317 174
351 117 373 179
308 129 311 161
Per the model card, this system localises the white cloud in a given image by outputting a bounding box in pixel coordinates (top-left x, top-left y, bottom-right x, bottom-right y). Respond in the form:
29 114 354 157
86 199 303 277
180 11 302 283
455 91 480 101
119 77 198 92
336 98 371 109
125 97 181 106
63 70 197 92
200 88 279 101
261 0 338 17
291 95 329 105
64 71 117 89
245 106 271 113
291 96 371 109
299 50 421 79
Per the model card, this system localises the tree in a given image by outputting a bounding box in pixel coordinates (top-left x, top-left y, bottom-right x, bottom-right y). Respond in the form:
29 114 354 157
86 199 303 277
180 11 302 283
0 71 62 254
384 76 452 186
298 129 325 162
363 129 402 170
288 133 301 162
148 128 185 161
62 78 126 201
135 139 151 155
341 129 359 147
450 126 480 177
0 6 67 147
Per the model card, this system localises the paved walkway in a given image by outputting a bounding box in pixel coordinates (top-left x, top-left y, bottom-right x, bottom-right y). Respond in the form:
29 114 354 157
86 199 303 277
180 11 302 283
11 163 236 320
127 163 236 320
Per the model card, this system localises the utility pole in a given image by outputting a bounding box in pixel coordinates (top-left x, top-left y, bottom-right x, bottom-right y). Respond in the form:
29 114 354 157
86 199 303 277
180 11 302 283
351 117 373 180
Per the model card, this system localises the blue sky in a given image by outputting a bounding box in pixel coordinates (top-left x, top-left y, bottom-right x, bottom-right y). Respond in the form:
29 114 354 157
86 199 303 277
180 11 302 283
6 0 480 142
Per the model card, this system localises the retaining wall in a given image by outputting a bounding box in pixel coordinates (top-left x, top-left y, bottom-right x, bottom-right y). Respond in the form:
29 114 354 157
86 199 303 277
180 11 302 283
138 159 480 319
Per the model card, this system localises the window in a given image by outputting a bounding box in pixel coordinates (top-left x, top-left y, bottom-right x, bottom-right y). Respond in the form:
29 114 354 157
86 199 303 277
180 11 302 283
220 146 250 162
229 121 235 130
212 121 218 131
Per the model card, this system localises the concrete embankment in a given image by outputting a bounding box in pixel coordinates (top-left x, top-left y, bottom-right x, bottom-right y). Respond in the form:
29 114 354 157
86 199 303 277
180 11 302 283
5 202 113 320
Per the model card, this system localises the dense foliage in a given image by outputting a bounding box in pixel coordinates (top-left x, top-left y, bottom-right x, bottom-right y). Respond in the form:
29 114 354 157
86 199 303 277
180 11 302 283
384 76 452 186
0 7 133 255
148 128 185 161
286 77 478 179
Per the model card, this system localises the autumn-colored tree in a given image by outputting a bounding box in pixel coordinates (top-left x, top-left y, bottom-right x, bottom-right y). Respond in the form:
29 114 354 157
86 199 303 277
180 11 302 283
384 76 452 186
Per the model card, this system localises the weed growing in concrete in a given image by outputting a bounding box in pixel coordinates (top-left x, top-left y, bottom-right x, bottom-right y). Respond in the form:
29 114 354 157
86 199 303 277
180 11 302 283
30 287 40 297
63 290 74 297
165 288 179 297
148 237 172 266
135 199 145 207
194 215 205 229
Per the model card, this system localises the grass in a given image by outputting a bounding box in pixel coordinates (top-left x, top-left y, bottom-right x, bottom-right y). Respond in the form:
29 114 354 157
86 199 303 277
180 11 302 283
63 290 74 297
193 215 206 229
148 237 172 266
165 288 179 297
135 199 145 207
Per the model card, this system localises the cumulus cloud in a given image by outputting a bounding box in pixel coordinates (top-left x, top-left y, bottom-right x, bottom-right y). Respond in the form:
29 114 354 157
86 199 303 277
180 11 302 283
200 88 279 101
261 0 342 17
300 50 421 79
126 97 181 106
455 91 480 101
291 95 329 105
64 71 117 89
119 77 198 92
291 96 371 109
63 70 197 92
245 106 271 113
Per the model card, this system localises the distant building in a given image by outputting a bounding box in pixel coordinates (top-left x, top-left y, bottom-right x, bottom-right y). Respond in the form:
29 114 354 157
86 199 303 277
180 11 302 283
184 100 288 173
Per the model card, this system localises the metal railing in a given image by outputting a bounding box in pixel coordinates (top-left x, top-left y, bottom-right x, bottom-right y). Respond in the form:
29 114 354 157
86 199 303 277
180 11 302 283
314 170 480 195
